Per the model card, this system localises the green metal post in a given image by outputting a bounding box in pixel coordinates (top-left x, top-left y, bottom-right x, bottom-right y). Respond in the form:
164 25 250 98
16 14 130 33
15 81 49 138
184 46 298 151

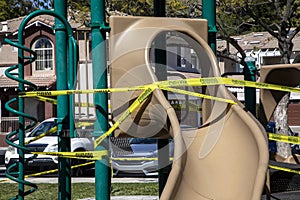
244 57 257 116
90 0 110 199
54 1 71 199
17 24 26 200
154 0 166 17
202 0 217 54
154 0 170 197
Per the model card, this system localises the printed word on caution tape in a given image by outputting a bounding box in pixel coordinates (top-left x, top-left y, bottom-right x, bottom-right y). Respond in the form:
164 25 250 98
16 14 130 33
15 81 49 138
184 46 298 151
31 150 108 160
268 133 300 145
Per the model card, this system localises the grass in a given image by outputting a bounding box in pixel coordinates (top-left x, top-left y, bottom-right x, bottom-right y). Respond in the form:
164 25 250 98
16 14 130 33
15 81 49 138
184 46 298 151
0 182 158 200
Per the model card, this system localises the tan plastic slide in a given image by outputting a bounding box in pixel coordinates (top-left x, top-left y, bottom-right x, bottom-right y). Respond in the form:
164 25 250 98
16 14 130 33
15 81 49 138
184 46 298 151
109 16 269 200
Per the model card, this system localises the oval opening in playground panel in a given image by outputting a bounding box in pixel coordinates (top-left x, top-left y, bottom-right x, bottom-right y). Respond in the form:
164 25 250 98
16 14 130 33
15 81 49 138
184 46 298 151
150 31 202 75
149 31 221 129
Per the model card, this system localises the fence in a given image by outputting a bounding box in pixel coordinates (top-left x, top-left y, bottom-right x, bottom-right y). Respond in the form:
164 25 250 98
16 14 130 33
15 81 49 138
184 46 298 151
0 117 32 148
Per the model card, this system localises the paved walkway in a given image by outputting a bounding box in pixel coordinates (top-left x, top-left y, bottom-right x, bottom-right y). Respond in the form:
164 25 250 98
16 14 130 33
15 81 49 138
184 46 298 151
111 197 158 200
0 177 158 183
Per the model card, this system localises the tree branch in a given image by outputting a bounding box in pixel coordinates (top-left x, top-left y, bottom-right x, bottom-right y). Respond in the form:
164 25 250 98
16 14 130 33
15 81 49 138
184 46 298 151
244 0 279 39
216 52 243 66
283 0 295 22
274 0 283 20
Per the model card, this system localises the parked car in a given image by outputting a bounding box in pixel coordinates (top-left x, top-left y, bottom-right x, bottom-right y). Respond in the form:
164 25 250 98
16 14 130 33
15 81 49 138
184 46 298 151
110 137 174 176
5 117 94 176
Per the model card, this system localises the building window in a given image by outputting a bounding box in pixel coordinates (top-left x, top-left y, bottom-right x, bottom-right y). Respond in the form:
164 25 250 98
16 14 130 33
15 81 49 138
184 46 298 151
33 37 53 71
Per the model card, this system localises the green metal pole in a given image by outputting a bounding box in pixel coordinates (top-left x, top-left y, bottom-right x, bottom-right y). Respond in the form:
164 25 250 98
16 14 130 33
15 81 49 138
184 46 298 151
17 25 26 200
54 1 71 199
154 0 170 197
202 0 217 54
244 57 257 116
154 0 166 17
90 0 110 200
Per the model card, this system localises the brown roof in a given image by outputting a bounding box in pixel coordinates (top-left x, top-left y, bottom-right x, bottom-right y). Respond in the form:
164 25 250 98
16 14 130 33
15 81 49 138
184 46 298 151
292 36 300 51
0 75 56 88
0 14 83 34
217 31 300 53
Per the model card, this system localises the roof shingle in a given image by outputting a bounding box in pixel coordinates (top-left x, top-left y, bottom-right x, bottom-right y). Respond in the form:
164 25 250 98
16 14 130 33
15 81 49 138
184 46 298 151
0 75 56 88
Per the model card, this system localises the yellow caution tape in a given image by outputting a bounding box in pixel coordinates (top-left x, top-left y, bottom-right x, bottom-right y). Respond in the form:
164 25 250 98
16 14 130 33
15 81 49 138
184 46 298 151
267 133 300 175
19 77 300 99
25 123 93 145
19 86 147 97
24 161 95 178
268 133 300 145
75 121 95 128
25 126 58 145
157 77 219 87
223 78 300 93
31 150 108 160
157 77 300 94
34 96 57 105
94 86 156 147
160 86 236 105
269 165 300 175
0 161 95 182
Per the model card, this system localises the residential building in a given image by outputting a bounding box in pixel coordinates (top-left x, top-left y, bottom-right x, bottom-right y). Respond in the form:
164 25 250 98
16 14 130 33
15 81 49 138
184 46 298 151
0 15 93 139
217 31 300 129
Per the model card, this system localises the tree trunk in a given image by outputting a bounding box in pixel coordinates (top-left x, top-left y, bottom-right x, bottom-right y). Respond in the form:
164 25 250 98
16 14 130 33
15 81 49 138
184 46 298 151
273 37 293 160
274 93 291 159
278 38 292 64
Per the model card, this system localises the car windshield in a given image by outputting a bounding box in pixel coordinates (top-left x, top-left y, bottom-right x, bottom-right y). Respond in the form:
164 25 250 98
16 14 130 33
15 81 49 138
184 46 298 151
28 121 57 137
